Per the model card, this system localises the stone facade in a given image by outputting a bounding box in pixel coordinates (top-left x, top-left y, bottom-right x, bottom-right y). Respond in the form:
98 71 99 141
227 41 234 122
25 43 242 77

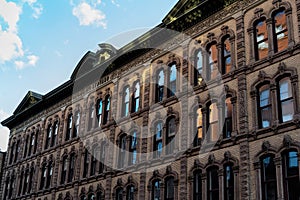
1 0 300 200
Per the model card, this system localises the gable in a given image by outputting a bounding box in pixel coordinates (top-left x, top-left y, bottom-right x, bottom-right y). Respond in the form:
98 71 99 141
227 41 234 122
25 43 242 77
13 91 43 115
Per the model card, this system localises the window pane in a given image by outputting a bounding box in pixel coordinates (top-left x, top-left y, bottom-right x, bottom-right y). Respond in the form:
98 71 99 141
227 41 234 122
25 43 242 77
127 186 134 200
165 178 174 200
208 44 218 79
261 156 277 200
279 78 292 100
193 171 202 200
169 64 176 96
197 51 203 74
197 108 203 139
209 103 219 141
223 37 231 74
255 20 268 60
153 180 161 200
274 10 288 52
98 100 103 114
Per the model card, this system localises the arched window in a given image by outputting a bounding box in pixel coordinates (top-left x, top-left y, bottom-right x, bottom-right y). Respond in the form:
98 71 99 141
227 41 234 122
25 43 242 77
164 177 175 200
116 188 123 200
152 179 161 200
224 164 234 200
88 193 95 200
68 153 75 182
258 84 272 128
9 142 15 164
168 64 176 97
123 87 130 117
74 111 80 137
18 170 24 196
66 114 73 141
61 156 67 184
221 36 231 75
51 121 58 147
96 190 103 200
207 166 219 200
132 82 140 113
23 135 29 158
15 140 20 162
90 146 98 176
194 50 203 86
254 18 268 60
3 176 9 199
88 103 95 131
156 69 164 102
46 161 53 188
261 155 277 200
97 99 103 127
103 95 110 124
119 135 127 168
8 174 14 198
154 122 163 158
126 185 135 200
207 42 218 80
129 131 137 165
23 169 29 195
99 142 106 174
28 167 34 193
166 117 176 154
272 9 288 53
29 133 35 156
194 108 203 147
223 97 233 139
34 130 38 154
45 124 52 149
83 149 89 178
282 150 300 199
277 77 294 123
193 170 202 200
40 164 47 189
208 102 219 142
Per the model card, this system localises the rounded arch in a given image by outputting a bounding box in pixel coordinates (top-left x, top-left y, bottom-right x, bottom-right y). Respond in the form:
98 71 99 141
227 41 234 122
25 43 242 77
250 70 273 91
267 1 292 19
247 8 268 29
254 141 278 163
217 25 235 43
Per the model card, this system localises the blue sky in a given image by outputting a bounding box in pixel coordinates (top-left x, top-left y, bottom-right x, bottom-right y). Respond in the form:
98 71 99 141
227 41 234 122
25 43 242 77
0 0 178 151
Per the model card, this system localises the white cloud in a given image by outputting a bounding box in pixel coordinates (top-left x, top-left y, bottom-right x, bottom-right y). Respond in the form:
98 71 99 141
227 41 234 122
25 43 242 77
15 54 39 70
0 31 24 62
0 109 10 151
27 54 38 65
72 2 107 28
0 0 41 66
22 0 43 19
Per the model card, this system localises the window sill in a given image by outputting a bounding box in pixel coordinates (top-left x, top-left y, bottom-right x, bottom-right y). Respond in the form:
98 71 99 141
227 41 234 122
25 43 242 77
249 46 296 72
251 119 298 139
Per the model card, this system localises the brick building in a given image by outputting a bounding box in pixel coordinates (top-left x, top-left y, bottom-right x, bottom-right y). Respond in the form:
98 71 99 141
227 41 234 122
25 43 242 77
1 0 300 199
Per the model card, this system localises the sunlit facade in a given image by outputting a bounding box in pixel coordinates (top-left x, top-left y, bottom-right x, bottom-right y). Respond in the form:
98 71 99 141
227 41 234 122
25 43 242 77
1 0 300 200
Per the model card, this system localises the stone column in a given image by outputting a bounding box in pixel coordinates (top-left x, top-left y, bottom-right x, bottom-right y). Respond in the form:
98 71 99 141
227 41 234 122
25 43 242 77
254 162 261 200
274 157 284 200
